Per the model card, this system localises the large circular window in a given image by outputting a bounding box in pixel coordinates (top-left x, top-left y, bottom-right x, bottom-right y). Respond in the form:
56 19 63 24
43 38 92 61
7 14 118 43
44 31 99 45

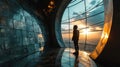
61 0 104 52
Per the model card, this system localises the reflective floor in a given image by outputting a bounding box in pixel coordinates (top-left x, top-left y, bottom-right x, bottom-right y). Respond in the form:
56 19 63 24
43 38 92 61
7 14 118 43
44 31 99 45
0 48 97 67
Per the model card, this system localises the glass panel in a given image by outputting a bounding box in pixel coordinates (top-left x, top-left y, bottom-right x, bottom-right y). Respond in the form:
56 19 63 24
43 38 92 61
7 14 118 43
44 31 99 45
61 23 70 47
68 0 83 7
62 8 69 22
87 12 104 25
86 0 103 11
69 1 85 19
87 4 104 17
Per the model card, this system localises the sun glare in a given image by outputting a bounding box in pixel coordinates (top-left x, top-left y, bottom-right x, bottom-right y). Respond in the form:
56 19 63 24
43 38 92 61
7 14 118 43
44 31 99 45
82 28 90 35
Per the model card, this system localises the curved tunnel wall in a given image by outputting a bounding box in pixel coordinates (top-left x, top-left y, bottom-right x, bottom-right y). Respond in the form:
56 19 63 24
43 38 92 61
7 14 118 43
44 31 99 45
91 0 120 66
55 0 71 47
17 0 60 48
0 0 44 61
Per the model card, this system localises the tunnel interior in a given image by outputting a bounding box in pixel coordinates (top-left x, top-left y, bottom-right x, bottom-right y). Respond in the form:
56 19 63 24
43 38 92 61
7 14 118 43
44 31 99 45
0 0 120 66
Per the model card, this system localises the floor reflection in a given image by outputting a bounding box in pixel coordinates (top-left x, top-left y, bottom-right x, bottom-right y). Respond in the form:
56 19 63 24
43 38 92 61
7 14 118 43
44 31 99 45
61 48 97 67
0 48 97 67
36 48 64 67
74 51 79 67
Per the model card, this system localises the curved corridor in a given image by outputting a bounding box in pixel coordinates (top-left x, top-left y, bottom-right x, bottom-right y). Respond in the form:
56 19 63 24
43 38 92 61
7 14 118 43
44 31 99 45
0 0 120 67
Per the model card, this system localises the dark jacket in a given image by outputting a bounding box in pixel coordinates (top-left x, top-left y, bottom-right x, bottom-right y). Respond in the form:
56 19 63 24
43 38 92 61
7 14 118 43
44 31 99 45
72 30 79 41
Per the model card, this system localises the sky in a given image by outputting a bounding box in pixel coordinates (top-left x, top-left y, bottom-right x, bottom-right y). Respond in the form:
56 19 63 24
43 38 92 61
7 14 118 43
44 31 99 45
61 0 104 31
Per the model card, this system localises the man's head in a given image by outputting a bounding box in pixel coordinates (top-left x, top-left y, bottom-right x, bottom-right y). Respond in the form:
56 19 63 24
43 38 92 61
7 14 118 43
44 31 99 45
73 25 78 30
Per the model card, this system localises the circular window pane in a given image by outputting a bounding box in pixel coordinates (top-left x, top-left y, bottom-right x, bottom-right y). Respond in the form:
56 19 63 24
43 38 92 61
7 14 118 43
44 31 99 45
61 0 104 52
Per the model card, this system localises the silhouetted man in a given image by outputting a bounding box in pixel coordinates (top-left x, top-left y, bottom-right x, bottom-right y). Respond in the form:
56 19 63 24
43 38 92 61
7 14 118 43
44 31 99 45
72 25 79 55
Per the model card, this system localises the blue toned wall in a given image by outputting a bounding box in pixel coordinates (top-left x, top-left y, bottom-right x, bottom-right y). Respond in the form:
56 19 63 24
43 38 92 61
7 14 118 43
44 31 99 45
0 0 44 63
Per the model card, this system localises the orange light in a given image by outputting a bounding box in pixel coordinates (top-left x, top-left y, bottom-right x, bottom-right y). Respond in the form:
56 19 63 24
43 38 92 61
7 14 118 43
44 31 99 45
105 33 108 39
50 1 54 5
47 0 55 12
38 34 42 38
101 32 108 39
39 47 44 51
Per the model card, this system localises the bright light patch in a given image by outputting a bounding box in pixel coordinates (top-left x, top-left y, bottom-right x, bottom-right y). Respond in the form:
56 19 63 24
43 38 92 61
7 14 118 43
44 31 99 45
95 27 102 30
82 28 90 35
38 34 43 38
